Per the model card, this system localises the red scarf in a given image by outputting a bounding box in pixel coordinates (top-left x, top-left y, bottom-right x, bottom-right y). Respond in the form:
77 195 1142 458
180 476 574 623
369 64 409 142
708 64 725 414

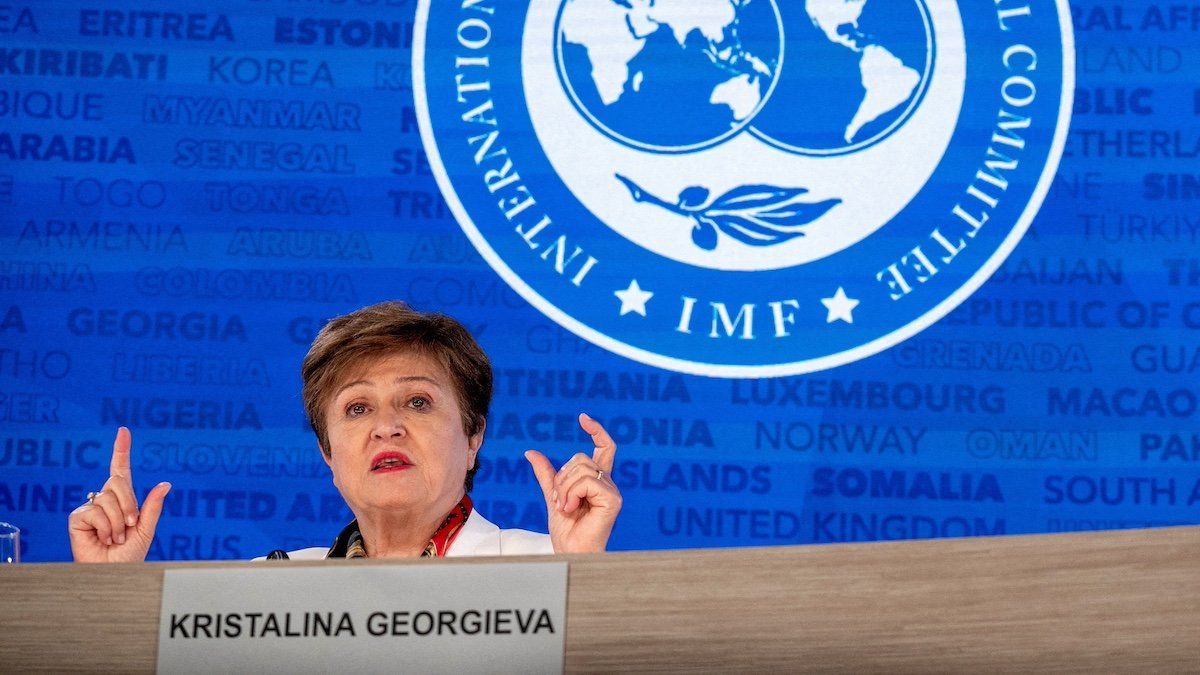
333 494 474 559
423 494 473 557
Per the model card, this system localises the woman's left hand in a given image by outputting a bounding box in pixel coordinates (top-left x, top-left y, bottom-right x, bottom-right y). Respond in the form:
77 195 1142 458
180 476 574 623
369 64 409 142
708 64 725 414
525 413 622 553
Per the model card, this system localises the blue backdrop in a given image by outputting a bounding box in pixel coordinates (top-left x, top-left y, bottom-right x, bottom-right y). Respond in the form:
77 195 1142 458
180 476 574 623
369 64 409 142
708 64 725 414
1 0 1198 562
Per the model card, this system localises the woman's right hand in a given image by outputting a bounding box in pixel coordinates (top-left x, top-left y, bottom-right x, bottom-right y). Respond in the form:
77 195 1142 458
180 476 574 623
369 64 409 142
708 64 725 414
68 427 171 563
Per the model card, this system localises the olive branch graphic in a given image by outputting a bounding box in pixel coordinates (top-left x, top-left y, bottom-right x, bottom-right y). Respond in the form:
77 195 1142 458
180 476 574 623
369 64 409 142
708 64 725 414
616 175 840 250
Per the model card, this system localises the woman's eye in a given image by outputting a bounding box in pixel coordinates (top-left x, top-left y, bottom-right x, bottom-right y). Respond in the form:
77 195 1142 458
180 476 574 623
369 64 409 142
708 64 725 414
347 402 369 417
410 396 429 410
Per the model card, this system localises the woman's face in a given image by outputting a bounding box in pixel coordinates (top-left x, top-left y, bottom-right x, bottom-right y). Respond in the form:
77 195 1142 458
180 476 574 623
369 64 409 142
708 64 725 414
321 351 481 522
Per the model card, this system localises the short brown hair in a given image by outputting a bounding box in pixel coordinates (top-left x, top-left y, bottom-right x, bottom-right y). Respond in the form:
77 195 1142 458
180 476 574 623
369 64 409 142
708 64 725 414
301 301 492 491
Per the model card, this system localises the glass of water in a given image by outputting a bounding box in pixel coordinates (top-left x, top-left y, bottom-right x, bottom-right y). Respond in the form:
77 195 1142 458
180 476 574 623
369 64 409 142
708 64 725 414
0 522 19 563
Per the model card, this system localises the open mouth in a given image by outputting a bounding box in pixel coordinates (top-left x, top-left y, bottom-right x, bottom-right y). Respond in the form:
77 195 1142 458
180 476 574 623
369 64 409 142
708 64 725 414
370 452 412 473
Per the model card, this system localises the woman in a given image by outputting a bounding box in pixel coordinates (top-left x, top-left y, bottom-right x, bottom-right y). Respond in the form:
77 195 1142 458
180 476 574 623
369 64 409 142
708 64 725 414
68 301 623 561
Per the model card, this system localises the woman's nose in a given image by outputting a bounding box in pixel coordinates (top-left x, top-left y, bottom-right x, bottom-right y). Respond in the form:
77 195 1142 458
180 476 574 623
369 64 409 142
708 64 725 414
371 414 406 439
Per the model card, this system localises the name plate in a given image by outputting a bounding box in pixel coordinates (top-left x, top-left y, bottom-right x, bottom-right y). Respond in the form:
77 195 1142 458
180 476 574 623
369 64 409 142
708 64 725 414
156 562 568 674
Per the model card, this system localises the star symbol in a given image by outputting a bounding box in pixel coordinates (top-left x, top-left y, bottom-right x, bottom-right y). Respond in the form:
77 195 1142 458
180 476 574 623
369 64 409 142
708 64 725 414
614 279 653 316
821 287 859 324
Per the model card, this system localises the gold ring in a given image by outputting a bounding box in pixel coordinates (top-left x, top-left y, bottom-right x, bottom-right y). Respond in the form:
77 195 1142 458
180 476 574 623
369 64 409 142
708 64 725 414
86 491 101 504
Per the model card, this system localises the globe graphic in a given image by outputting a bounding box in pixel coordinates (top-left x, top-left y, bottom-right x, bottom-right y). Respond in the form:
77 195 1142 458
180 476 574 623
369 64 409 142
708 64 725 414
555 0 784 153
554 0 933 157
750 0 934 155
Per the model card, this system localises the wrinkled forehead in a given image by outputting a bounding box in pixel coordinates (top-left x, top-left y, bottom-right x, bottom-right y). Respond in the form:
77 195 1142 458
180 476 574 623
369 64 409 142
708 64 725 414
329 347 455 398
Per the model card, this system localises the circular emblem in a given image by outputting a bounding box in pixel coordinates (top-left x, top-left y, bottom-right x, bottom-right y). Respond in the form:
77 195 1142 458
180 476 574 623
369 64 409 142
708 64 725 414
415 0 1074 377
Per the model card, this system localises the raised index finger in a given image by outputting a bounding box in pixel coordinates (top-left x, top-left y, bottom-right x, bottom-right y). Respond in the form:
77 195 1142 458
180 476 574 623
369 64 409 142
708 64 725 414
579 413 617 472
109 426 132 478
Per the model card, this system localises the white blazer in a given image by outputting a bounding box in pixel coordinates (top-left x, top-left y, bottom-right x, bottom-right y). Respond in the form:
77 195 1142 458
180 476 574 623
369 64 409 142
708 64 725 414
264 512 554 560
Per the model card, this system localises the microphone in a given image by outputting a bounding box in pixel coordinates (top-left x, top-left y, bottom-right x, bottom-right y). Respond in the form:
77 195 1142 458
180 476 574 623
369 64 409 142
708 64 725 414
265 549 290 560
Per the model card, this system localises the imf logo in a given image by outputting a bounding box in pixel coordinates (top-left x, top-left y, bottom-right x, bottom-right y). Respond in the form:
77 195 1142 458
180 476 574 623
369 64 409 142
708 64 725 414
415 0 1073 376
